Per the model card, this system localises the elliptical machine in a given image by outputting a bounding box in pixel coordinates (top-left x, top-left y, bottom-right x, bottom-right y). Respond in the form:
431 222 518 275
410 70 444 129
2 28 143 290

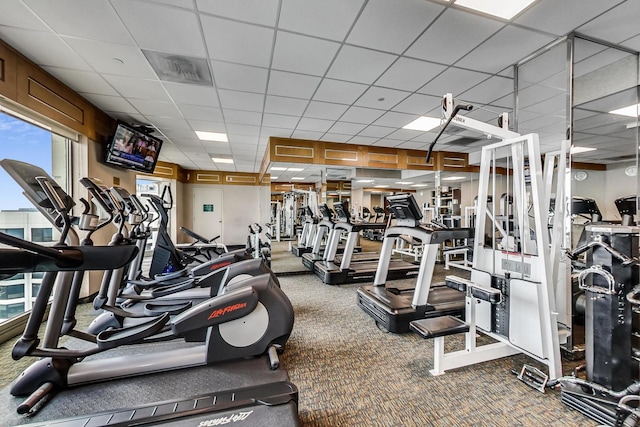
0 159 295 416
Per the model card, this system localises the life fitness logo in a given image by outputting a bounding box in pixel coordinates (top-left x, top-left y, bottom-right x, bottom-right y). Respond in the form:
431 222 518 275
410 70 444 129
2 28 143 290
208 302 247 320
198 410 253 426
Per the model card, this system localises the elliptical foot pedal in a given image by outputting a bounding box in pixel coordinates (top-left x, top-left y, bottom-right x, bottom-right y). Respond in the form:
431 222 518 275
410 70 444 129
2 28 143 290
516 364 548 393
144 301 192 316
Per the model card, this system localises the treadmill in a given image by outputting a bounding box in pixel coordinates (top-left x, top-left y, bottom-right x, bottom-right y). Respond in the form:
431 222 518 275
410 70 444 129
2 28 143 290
313 201 409 285
291 206 318 257
302 203 365 271
357 194 474 333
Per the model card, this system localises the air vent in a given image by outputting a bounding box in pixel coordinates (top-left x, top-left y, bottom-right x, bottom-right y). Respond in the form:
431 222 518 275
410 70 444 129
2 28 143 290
143 50 213 86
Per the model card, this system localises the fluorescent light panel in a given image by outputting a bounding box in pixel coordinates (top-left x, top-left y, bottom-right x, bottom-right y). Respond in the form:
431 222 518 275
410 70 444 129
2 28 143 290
454 0 536 20
396 181 414 185
571 146 597 154
211 157 234 163
403 116 441 132
442 176 465 181
357 179 375 183
291 177 305 180
609 103 640 117
270 167 287 171
374 185 389 188
196 131 228 142
288 167 305 172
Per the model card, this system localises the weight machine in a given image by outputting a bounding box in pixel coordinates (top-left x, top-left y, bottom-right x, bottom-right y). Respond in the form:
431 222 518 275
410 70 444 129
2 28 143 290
411 93 562 382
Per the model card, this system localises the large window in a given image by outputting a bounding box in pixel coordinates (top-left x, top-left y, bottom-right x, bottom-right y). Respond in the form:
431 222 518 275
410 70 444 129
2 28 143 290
0 111 67 323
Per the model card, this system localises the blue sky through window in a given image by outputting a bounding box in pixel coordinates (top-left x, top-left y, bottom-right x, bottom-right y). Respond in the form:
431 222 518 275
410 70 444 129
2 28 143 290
0 112 53 211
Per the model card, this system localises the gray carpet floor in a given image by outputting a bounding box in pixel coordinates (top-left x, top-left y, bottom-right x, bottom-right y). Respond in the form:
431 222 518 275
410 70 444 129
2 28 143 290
0 240 597 426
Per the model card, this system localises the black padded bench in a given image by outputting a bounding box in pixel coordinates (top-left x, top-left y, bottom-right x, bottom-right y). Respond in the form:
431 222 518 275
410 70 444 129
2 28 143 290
410 315 469 339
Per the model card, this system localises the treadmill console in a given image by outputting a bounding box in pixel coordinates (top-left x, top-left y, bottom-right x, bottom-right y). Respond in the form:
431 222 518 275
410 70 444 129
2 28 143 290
615 195 636 226
319 204 332 221
386 194 422 227
572 196 602 222
333 202 351 223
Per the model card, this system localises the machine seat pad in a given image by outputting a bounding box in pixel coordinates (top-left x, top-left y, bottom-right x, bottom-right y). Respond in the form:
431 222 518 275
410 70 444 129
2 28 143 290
410 316 469 339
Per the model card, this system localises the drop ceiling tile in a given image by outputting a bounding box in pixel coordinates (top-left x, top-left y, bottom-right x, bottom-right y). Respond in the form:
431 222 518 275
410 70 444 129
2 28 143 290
340 106 385 124
407 8 503 65
577 1 640 44
43 67 118 96
358 125 395 138
621 34 640 52
63 37 156 78
111 0 205 56
272 31 341 76
267 71 322 99
262 113 299 128
264 95 308 116
186 119 226 133
327 46 398 84
127 99 181 117
229 134 260 145
375 57 447 92
279 0 364 41
223 109 263 126
0 28 91 70
227 124 262 136
291 130 326 140
101 75 170 101
149 0 195 8
347 0 444 54
196 0 279 26
459 75 513 104
386 129 424 140
201 15 274 67
304 101 350 121
163 83 219 107
419 66 490 97
259 127 293 138
218 90 265 112
0 3 49 31
329 122 368 134
354 86 410 110
211 61 268 93
83 94 138 114
313 79 369 104
297 117 334 132
24 0 133 44
147 117 192 131
372 111 417 128
397 141 428 150
321 133 352 143
349 135 379 145
179 104 224 122
517 0 620 36
372 139 402 147
392 93 441 115
456 26 555 74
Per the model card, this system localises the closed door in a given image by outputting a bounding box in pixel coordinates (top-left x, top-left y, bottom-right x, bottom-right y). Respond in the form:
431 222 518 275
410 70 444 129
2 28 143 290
192 187 223 241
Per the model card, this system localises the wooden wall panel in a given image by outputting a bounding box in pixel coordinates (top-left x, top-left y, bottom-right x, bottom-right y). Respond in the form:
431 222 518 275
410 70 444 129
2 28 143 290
0 42 17 101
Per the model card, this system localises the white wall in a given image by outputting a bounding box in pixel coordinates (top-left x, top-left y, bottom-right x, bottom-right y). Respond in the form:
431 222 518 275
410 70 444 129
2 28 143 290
184 184 270 246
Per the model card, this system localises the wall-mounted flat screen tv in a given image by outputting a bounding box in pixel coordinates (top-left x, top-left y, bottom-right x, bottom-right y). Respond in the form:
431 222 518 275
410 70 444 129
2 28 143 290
105 121 163 174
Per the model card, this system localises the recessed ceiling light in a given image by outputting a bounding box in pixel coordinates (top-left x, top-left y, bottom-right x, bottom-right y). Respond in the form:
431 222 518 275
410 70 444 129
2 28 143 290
396 181 414 185
403 116 441 132
288 167 305 172
211 157 234 164
271 176 278 180
454 0 536 20
442 176 465 181
291 177 305 180
411 183 429 187
571 146 597 154
609 103 640 117
357 179 375 183
375 185 389 188
196 131 228 142
270 167 287 171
